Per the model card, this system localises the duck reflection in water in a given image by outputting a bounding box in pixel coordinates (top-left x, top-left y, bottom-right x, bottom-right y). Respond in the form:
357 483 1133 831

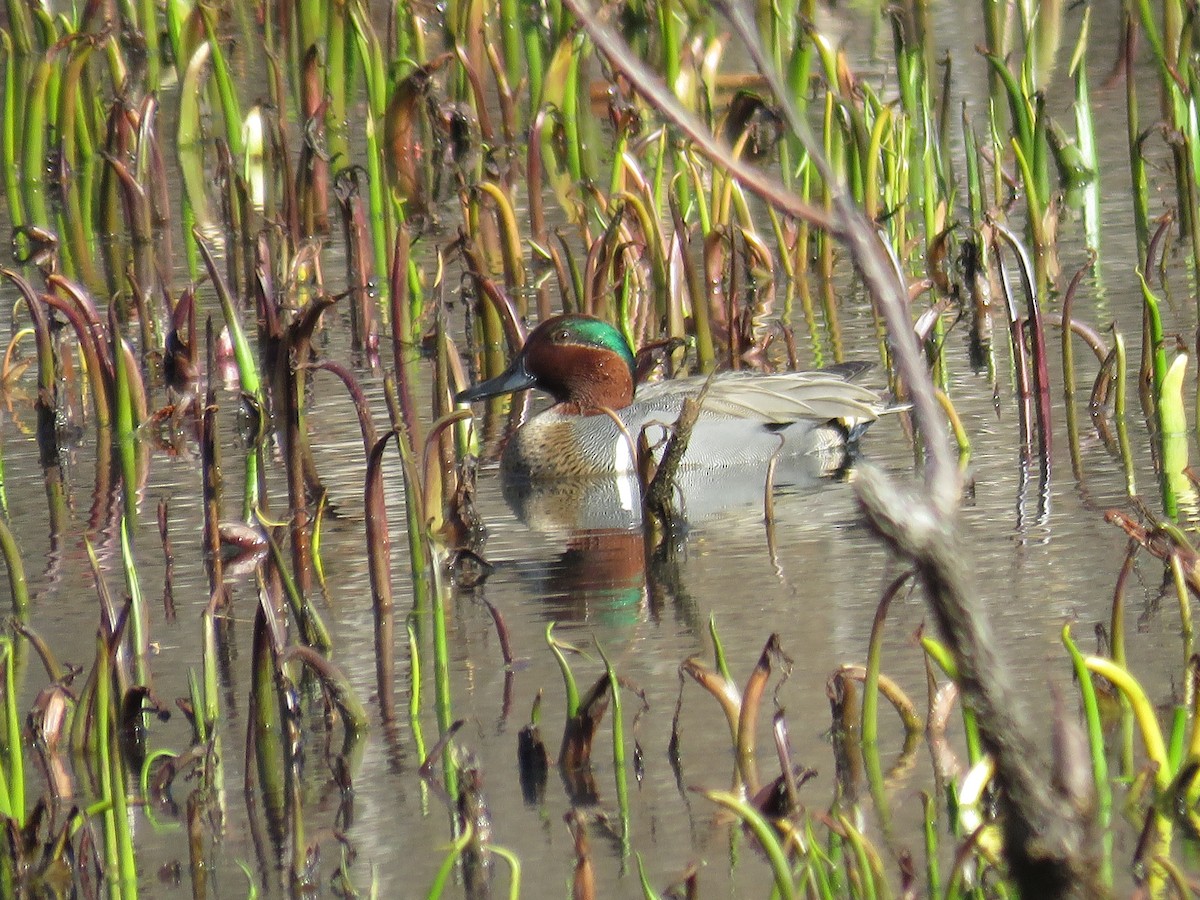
501 445 857 629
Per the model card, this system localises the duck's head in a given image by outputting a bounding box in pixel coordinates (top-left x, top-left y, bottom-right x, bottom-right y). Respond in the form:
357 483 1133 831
457 314 637 413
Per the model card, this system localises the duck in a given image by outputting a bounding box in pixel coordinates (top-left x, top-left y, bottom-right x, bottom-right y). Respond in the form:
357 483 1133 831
456 314 884 482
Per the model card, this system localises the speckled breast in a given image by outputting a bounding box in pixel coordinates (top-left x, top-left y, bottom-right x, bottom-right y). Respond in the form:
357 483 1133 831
500 412 633 479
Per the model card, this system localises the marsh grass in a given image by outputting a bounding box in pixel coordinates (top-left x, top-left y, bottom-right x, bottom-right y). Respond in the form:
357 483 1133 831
1 0 1200 896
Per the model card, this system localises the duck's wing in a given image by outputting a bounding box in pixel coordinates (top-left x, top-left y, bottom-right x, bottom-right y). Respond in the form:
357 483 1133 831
635 372 881 425
705 374 881 424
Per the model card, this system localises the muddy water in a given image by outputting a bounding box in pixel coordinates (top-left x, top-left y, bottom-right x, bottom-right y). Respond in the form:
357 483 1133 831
0 0 1191 896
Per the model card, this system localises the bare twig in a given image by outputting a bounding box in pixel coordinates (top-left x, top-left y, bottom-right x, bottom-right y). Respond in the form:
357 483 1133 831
558 1 1102 894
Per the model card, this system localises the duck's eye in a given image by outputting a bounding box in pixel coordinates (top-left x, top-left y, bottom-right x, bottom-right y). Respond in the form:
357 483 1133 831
554 328 570 343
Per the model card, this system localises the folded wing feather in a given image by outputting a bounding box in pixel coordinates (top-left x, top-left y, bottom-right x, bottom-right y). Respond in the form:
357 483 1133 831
635 372 881 426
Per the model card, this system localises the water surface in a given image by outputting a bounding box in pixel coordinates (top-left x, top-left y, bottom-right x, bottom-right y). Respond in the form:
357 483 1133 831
0 0 1189 895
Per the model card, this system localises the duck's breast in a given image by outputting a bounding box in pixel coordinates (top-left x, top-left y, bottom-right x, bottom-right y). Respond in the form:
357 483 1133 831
501 411 633 479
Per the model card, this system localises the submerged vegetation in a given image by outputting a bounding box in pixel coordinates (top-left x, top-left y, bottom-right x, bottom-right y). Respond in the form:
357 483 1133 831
2 0 1200 896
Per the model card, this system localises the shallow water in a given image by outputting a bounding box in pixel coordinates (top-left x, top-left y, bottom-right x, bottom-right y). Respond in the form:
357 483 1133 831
0 0 1194 895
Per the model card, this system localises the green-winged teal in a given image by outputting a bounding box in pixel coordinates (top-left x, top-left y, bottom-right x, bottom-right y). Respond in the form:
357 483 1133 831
457 314 884 481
